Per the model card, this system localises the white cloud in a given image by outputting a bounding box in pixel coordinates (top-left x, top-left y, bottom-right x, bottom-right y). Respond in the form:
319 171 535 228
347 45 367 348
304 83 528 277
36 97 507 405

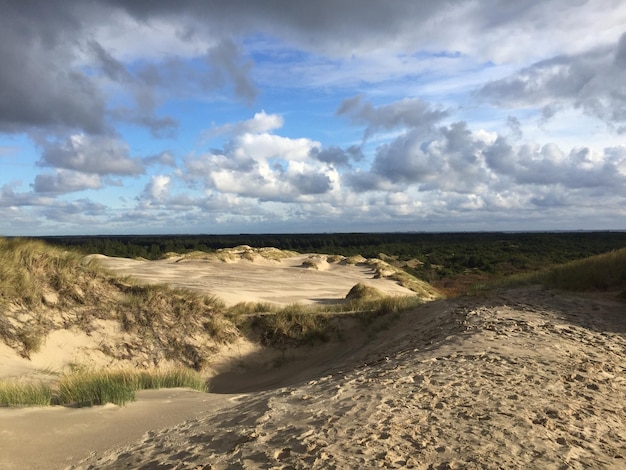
204 111 284 140
144 174 171 200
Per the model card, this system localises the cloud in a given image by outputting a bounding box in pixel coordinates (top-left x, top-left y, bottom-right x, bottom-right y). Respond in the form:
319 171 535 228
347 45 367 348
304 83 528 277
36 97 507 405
186 113 337 202
206 39 257 104
144 151 177 167
309 145 364 167
344 106 626 206
479 31 626 131
337 96 449 140
143 174 171 200
0 2 107 134
203 111 283 140
32 170 102 194
38 134 144 175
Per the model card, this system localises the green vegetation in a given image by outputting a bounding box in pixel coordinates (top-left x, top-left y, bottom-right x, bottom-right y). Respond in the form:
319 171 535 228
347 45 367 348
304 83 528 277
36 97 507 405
57 368 207 407
33 232 626 293
0 368 206 408
0 381 52 407
495 247 626 292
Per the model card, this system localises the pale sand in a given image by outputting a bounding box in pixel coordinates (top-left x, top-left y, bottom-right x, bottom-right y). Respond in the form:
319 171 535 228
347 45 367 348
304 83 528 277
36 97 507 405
91 252 418 306
1 254 625 469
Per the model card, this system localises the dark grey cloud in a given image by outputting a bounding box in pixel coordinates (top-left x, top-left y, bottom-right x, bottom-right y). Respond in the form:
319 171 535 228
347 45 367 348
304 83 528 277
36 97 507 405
309 145 363 167
479 31 626 131
207 39 257 105
0 2 107 134
0 2 256 138
89 40 133 83
289 172 332 195
337 96 449 140
38 135 144 175
32 170 102 194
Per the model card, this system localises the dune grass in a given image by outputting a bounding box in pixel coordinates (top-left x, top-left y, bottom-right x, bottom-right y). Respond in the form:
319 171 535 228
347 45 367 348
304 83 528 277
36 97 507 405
0 237 236 366
230 284 425 348
476 247 626 293
0 381 52 407
0 368 206 408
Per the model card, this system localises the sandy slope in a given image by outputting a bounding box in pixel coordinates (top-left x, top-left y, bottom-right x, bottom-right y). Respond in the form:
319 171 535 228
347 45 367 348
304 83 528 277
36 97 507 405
2 287 625 469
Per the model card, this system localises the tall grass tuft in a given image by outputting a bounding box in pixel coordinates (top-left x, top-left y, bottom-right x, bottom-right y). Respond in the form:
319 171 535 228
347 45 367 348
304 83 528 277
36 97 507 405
0 381 52 407
0 368 207 408
252 307 332 348
57 368 207 407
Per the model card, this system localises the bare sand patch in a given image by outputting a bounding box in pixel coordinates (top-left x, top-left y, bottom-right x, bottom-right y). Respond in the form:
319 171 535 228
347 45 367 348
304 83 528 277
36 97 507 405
93 251 419 306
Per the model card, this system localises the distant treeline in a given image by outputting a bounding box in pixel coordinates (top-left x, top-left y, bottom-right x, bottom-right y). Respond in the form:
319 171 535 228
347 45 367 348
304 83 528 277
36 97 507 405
34 232 626 284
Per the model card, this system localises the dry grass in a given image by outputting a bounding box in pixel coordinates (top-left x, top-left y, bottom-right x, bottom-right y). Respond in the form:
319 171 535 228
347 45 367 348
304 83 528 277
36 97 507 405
0 238 237 367
250 308 332 349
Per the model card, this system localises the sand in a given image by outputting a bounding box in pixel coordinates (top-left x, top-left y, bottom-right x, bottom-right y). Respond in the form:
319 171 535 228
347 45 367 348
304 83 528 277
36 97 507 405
91 252 420 306
1 254 625 469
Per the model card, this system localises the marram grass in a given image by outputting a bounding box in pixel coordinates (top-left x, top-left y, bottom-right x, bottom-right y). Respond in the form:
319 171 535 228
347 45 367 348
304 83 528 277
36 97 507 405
0 368 206 408
0 381 52 407
479 247 626 293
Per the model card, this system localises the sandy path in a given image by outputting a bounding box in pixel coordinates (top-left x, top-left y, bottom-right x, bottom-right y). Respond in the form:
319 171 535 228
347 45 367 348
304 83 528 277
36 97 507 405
93 254 415 305
0 389 240 469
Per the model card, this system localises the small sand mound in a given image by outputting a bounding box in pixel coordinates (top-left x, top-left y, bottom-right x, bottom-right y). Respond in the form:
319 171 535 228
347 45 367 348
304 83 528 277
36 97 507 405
345 282 385 300
301 255 330 270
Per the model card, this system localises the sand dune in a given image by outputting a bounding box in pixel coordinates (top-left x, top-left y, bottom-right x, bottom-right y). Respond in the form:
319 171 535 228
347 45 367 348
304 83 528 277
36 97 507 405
1 285 625 469
1 247 625 469
92 251 423 306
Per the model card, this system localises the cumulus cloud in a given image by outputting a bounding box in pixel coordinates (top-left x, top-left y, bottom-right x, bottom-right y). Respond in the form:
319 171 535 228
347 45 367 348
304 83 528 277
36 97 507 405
38 134 144 175
2 1 626 233
186 113 339 202
143 174 171 200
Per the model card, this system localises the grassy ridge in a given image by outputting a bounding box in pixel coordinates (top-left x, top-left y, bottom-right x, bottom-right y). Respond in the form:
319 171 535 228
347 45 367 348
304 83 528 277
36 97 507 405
530 248 626 291
485 248 626 293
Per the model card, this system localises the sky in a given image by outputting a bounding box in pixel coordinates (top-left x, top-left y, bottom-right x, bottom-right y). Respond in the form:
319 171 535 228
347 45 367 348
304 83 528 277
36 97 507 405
1 0 626 235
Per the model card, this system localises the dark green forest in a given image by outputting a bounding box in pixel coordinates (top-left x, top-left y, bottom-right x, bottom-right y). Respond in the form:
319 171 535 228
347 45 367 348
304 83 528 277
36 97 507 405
33 232 626 293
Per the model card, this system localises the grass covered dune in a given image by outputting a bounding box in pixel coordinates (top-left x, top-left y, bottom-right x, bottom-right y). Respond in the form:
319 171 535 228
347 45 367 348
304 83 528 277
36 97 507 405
0 238 434 407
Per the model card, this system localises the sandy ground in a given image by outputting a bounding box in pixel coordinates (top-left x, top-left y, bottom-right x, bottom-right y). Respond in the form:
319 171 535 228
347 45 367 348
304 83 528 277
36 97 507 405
91 252 417 306
1 254 625 469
